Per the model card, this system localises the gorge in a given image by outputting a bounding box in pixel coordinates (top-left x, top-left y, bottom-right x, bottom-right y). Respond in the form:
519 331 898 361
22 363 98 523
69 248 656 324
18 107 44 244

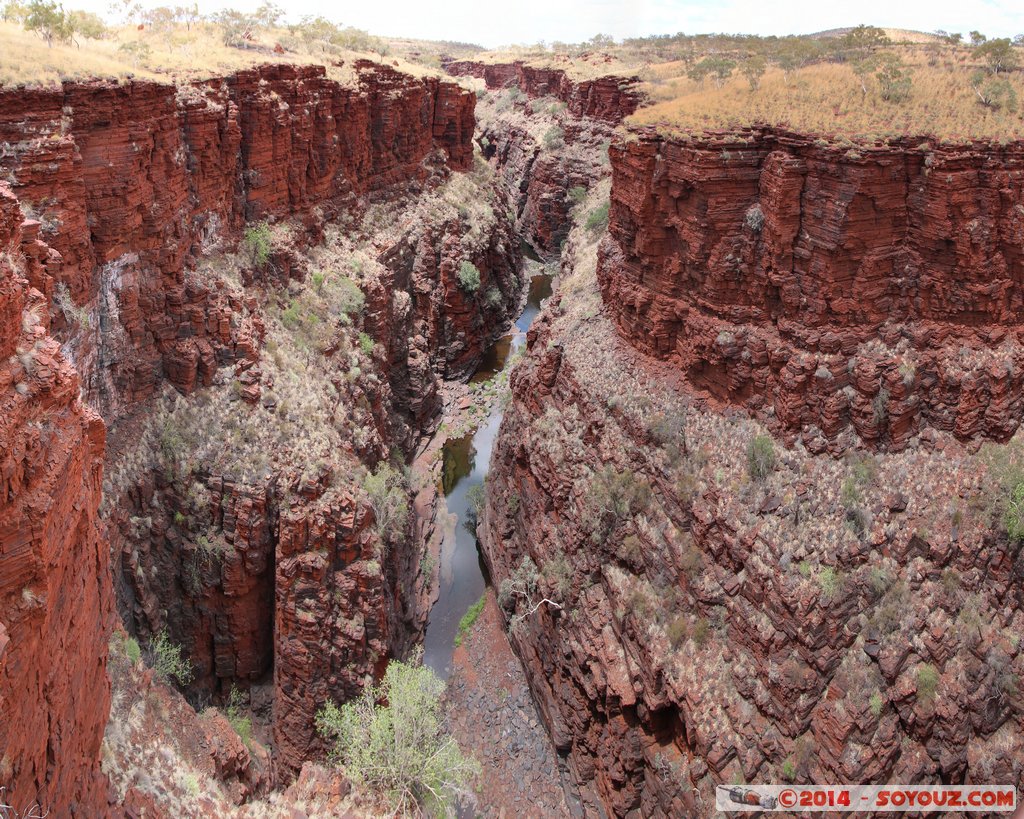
1 30 1023 819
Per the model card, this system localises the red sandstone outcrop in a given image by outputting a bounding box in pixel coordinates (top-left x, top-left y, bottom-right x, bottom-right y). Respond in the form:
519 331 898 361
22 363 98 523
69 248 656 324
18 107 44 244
0 61 476 418
0 183 112 816
476 84 620 254
482 215 1024 814
598 127 1024 451
446 59 643 124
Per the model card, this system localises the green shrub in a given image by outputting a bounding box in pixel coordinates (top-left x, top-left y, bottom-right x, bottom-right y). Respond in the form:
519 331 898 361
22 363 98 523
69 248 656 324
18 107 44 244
917 663 939 702
358 332 375 356
316 658 480 815
869 691 884 717
363 464 409 546
150 628 194 686
747 435 776 480
226 687 252 748
242 221 272 268
568 185 588 204
781 758 796 781
484 287 502 308
1005 481 1024 542
542 126 564 149
585 201 610 233
667 615 688 648
454 595 486 647
457 260 481 293
818 567 842 600
124 635 141 664
465 483 485 527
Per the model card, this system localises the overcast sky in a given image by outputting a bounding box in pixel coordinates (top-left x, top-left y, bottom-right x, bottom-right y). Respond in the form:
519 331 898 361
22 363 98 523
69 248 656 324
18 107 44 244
82 0 1023 48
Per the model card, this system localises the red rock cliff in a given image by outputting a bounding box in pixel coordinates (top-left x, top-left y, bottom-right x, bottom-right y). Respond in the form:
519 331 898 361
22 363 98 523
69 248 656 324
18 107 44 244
0 183 112 817
483 210 1024 815
0 61 475 418
446 59 642 124
598 127 1024 452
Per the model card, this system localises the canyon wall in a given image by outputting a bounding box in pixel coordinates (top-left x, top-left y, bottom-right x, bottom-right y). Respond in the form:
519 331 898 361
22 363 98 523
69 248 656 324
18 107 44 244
482 190 1024 815
0 184 111 816
1 58 512 801
0 60 475 419
446 58 643 124
598 127 1024 452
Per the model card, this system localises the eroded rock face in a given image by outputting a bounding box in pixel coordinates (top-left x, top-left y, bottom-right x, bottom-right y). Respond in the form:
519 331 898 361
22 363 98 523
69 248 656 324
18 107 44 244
1 58 500 800
598 127 1024 452
0 183 111 816
482 211 1024 816
446 59 643 124
0 61 475 419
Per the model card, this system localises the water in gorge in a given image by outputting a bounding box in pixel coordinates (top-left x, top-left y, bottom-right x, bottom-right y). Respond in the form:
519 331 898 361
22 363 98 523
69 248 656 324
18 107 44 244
421 247 552 678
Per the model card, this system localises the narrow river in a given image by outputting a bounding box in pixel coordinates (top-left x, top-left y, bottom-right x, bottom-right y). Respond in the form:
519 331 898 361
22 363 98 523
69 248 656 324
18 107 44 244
422 246 552 679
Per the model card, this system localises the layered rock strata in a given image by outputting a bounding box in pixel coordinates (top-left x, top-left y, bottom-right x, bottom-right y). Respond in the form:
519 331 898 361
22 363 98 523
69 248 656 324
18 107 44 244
0 183 112 817
482 189 1024 815
445 59 643 124
0 60 475 419
598 127 1024 451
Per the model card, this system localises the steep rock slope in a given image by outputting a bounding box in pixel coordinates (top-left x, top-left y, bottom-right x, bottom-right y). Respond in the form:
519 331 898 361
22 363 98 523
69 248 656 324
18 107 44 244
483 179 1024 815
0 60 475 419
473 82 618 255
1 58 515 803
599 127 1024 452
446 59 643 124
0 184 111 817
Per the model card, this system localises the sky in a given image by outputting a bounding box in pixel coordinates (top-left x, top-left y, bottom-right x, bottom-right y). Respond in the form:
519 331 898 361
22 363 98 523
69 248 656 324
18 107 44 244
81 0 1023 48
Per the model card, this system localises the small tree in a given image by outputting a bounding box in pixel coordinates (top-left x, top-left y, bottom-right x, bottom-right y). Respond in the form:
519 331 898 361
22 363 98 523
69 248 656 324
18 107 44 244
2 0 28 22
69 8 105 38
316 657 480 815
150 628 194 686
747 434 776 481
292 15 341 53
975 38 1019 74
875 54 912 103
363 463 409 546
740 56 767 91
842 24 889 50
969 30 987 47
242 221 272 267
253 0 282 28
852 56 877 96
688 56 735 88
971 72 1018 111
498 554 563 631
213 8 258 47
457 260 481 293
24 0 72 47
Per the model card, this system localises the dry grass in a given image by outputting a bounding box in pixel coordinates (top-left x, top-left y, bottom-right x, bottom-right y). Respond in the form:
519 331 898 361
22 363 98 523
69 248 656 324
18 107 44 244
451 47 638 82
0 20 441 87
632 48 1024 142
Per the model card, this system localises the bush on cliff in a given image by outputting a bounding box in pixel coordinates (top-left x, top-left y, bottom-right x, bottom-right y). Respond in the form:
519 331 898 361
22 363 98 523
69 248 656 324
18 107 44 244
242 221 272 268
585 201 609 233
1005 481 1024 542
457 260 481 293
150 628 194 687
363 463 409 547
747 434 776 481
316 656 480 815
